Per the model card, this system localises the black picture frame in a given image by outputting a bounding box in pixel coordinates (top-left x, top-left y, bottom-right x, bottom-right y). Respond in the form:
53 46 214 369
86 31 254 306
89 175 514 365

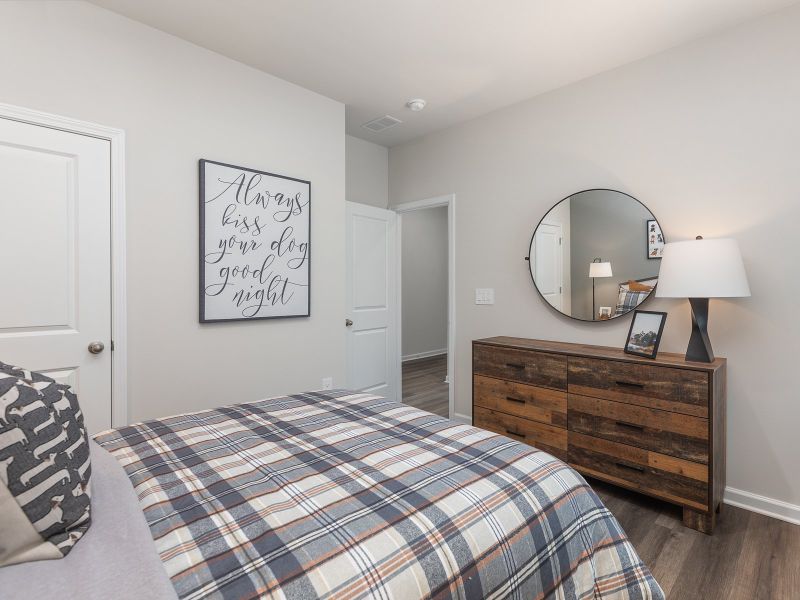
624 310 667 359
199 159 311 323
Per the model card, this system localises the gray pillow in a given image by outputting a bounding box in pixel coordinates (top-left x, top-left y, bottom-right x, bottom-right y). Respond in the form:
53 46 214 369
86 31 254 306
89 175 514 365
0 361 91 567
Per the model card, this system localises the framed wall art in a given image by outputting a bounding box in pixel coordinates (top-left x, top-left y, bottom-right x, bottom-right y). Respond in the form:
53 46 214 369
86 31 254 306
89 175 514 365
647 219 665 259
199 159 310 322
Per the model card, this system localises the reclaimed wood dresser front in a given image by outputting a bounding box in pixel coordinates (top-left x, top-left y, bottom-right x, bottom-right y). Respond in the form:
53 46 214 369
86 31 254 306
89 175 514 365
472 336 726 533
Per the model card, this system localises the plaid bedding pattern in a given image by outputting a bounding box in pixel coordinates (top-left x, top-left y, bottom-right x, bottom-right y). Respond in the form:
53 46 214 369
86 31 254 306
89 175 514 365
94 391 664 600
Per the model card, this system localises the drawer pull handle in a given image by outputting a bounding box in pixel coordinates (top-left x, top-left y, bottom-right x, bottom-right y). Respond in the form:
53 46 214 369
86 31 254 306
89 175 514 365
615 461 645 473
615 380 645 389
615 420 644 431
505 396 525 404
506 363 525 370
505 429 525 439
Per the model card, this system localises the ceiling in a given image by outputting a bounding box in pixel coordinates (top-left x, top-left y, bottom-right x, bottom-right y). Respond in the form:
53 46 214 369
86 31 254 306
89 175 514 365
90 0 797 147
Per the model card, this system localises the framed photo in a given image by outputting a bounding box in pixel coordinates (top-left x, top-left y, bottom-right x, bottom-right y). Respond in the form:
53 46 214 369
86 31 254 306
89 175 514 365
624 310 667 359
647 219 665 259
199 159 310 323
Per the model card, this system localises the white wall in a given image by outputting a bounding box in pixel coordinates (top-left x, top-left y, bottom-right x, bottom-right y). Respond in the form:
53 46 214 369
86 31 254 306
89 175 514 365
0 1 345 422
389 6 800 514
346 135 388 208
401 207 448 359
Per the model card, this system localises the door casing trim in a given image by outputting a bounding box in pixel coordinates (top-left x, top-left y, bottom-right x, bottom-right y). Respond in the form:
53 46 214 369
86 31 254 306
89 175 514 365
0 102 128 427
394 194 456 420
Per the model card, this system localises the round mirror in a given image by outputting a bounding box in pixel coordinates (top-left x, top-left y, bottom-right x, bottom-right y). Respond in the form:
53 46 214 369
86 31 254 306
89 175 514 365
528 189 663 322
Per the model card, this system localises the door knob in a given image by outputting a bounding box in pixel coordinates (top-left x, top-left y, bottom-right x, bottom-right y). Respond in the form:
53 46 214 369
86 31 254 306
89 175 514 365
88 341 105 354
345 319 353 327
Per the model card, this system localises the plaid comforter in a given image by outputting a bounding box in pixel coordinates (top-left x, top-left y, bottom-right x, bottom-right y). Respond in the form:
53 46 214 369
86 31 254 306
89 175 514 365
95 391 664 600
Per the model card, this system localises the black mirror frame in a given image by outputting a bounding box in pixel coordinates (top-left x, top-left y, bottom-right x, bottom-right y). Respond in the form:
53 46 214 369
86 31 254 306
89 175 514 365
525 188 664 323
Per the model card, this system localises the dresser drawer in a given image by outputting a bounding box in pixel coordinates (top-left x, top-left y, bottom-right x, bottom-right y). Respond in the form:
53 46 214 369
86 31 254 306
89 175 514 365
474 406 567 460
474 374 567 428
474 344 567 390
568 432 708 511
568 357 709 417
568 394 709 464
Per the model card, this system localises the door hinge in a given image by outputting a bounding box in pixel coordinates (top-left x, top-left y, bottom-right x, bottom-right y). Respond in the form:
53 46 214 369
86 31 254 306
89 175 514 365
110 340 115 352
558 237 562 245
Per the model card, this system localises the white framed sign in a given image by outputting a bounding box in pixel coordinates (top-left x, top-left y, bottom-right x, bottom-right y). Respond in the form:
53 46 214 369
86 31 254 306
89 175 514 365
199 159 310 322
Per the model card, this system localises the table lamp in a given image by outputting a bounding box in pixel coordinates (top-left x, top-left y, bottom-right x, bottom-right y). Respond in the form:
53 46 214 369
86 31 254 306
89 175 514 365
656 236 750 362
589 258 612 321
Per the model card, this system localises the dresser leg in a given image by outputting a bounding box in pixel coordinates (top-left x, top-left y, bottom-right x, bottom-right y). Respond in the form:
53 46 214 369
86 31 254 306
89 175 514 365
683 507 715 534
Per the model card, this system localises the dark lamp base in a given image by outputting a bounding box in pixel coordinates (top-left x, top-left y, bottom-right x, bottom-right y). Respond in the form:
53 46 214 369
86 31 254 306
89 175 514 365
686 297 714 363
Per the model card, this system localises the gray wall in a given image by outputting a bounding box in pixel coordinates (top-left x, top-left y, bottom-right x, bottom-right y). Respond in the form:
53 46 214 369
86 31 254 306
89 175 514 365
569 191 659 320
346 134 388 208
0 1 346 422
389 6 800 515
402 207 448 358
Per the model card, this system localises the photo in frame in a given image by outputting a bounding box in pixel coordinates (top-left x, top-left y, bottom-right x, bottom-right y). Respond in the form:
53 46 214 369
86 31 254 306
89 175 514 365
199 159 310 322
624 310 667 359
647 219 665 259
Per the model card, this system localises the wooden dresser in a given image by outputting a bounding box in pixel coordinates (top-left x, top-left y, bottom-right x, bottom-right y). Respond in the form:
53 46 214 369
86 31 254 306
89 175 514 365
472 336 726 533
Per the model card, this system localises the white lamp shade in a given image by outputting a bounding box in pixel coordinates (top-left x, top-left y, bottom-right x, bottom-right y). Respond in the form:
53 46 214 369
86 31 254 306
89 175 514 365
656 238 751 298
589 261 613 278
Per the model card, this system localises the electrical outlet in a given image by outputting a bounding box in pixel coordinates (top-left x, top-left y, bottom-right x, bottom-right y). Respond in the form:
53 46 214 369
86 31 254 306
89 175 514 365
475 288 495 305
321 377 333 390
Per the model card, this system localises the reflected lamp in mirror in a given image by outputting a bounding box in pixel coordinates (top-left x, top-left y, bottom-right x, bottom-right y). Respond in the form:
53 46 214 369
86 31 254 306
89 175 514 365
527 189 663 322
589 258 612 321
656 236 750 362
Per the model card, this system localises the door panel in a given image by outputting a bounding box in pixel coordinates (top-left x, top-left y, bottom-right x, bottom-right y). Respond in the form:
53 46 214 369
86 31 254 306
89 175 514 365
0 117 111 434
345 202 397 401
533 222 562 310
352 215 389 310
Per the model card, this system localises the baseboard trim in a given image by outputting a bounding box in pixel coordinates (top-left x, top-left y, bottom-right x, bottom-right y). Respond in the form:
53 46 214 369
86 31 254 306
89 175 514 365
451 412 471 425
724 486 800 525
402 348 447 362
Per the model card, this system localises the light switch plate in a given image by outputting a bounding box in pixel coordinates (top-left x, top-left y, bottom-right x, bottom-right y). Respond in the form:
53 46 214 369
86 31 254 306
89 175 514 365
475 288 495 305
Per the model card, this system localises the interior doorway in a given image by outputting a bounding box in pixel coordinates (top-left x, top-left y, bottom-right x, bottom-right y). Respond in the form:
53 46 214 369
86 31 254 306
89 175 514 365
394 195 455 419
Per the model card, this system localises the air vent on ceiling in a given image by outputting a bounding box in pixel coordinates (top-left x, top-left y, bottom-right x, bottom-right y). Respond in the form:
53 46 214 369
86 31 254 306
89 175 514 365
361 115 402 132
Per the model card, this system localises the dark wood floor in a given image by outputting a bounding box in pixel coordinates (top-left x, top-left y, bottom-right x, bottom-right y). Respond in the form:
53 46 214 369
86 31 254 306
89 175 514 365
591 478 800 599
401 354 448 417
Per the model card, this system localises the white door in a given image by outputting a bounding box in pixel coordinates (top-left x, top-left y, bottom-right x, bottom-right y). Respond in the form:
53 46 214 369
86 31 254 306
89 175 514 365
0 117 112 434
345 202 398 401
532 222 563 310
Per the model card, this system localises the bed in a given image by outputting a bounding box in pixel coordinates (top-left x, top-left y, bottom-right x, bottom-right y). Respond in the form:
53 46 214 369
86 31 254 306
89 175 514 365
0 390 664 599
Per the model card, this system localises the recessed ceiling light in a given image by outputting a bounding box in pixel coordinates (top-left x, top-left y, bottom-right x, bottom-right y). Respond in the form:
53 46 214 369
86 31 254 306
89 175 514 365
406 99 426 112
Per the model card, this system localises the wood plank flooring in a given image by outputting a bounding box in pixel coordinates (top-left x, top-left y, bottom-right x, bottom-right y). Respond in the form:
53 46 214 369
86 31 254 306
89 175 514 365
590 477 800 599
402 354 448 417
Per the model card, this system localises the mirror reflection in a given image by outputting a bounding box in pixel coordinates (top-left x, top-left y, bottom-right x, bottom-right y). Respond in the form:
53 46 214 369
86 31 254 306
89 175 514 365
528 189 662 321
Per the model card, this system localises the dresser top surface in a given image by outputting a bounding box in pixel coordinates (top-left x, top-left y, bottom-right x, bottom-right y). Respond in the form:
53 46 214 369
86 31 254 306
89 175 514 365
474 336 726 372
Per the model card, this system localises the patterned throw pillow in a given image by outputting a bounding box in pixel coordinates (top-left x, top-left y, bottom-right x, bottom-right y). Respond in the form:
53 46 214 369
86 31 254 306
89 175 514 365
0 361 91 567
615 289 651 315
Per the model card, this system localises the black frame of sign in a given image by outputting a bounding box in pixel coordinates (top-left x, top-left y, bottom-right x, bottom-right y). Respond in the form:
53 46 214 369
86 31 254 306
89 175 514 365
199 159 311 323
525 188 664 323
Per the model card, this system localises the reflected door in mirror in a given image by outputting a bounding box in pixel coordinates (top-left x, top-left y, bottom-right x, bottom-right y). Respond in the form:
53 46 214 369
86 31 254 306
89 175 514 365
533 222 563 311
